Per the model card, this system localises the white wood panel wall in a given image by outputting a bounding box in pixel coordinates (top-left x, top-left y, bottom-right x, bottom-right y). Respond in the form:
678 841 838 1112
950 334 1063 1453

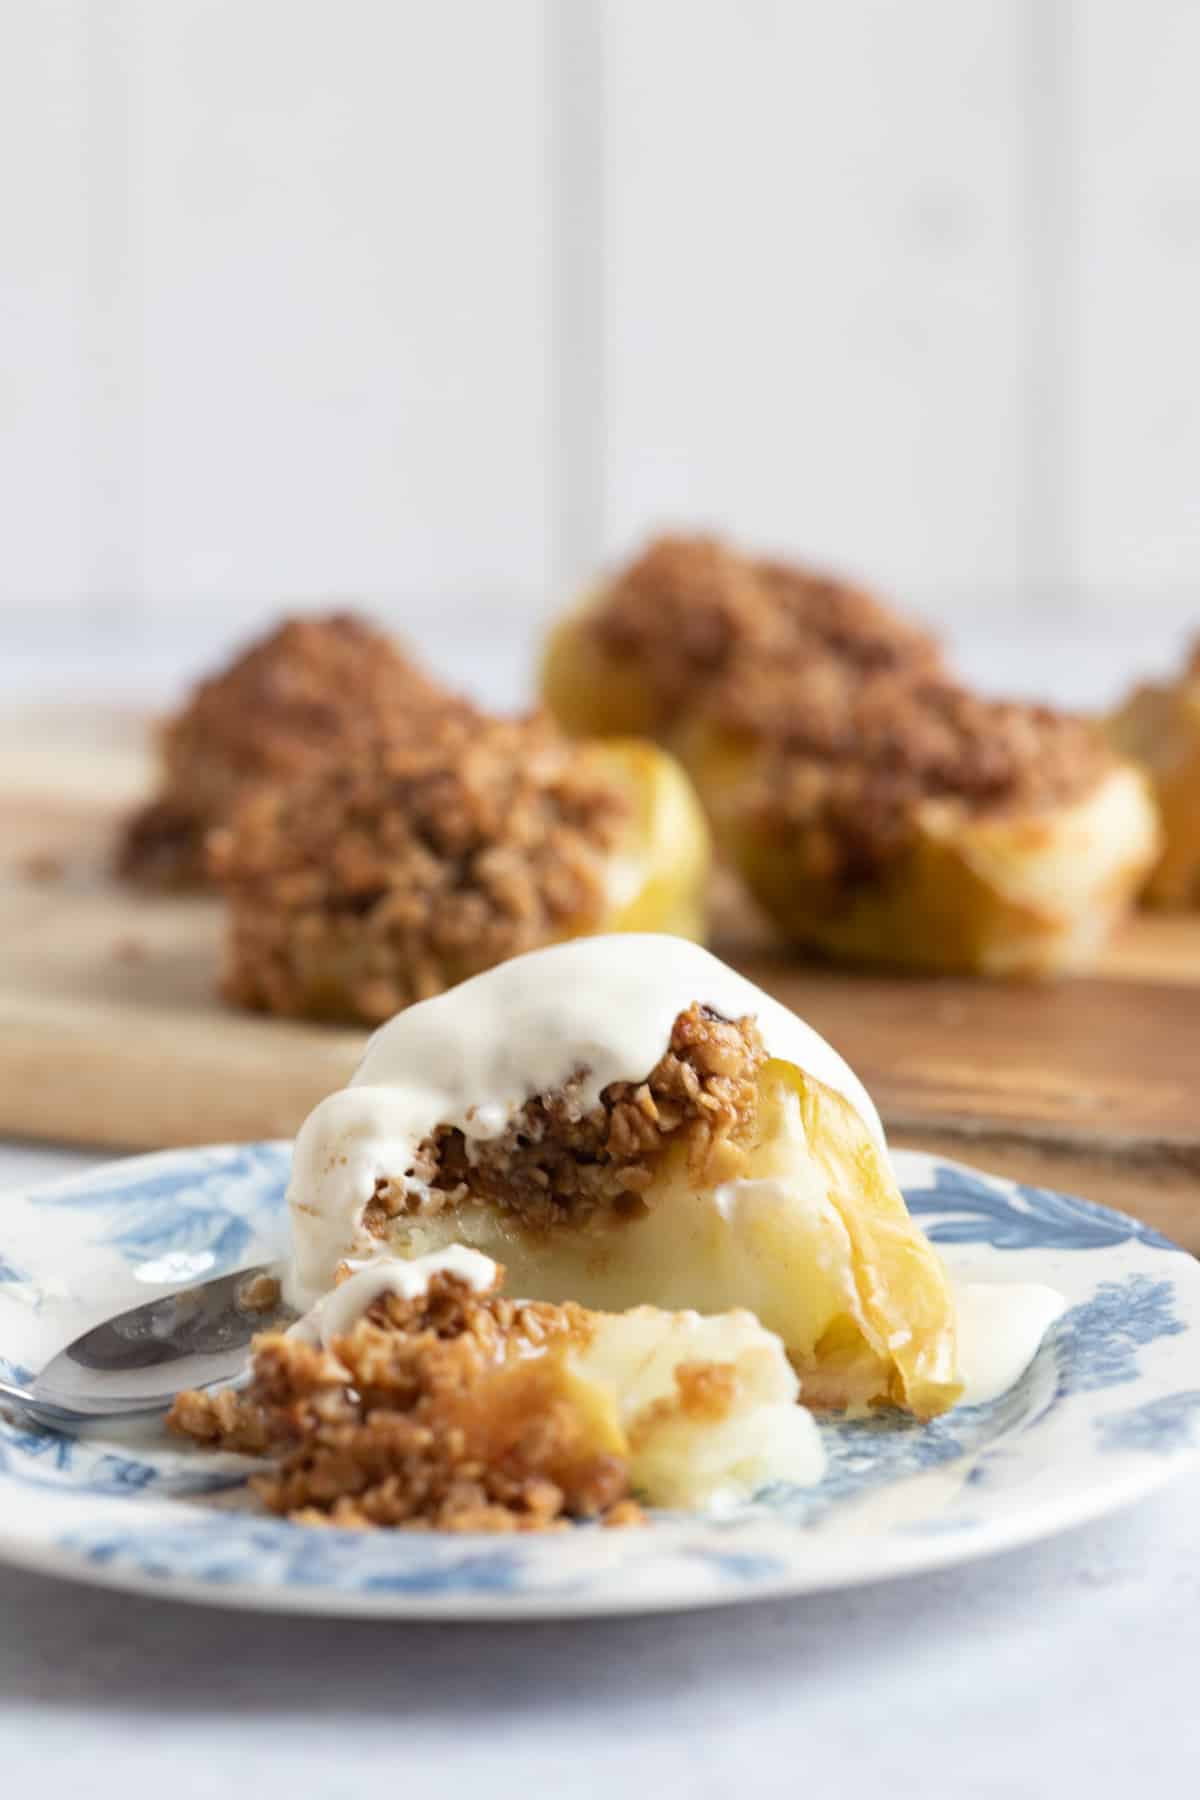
1 3 89 611
2 0 553 651
1 1 1197 704
602 1 1034 607
132 1 552 616
1072 2 1200 611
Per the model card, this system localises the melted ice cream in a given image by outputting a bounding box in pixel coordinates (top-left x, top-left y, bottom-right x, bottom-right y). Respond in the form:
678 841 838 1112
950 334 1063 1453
954 1280 1066 1405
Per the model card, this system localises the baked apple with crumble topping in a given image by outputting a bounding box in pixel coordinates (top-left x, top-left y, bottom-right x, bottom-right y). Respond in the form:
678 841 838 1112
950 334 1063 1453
213 718 710 1024
283 935 961 1419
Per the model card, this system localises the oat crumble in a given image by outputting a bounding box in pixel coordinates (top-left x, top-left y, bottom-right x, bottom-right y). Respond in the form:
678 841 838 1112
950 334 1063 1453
237 1271 283 1315
589 533 941 726
709 664 1114 887
119 612 461 889
213 711 633 1024
169 1268 643 1532
365 1002 766 1236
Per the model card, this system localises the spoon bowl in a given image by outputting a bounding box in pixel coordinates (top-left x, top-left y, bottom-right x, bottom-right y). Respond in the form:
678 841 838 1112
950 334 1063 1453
0 1262 291 1427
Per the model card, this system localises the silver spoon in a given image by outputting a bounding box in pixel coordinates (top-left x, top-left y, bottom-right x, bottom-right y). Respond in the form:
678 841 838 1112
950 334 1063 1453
0 1263 293 1428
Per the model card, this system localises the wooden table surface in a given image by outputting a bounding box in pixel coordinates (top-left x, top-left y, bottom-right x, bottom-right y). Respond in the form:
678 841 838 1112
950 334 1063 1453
2 707 1198 1244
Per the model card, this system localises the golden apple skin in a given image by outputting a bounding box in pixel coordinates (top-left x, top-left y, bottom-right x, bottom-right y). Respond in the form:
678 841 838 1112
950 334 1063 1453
541 599 668 741
679 719 1160 977
583 738 712 945
767 1060 959 1418
1110 677 1200 908
369 1056 961 1421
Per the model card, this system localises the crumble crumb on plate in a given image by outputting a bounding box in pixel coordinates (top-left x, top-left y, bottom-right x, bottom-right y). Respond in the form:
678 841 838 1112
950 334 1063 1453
170 1266 640 1532
169 1247 825 1531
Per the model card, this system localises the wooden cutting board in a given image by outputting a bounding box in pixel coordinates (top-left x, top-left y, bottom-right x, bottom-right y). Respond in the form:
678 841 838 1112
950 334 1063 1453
2 708 1198 1242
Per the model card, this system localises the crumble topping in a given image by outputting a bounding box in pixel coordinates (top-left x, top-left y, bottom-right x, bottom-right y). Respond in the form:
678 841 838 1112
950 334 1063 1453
118 795 219 891
169 1268 643 1532
588 536 1109 885
366 1002 766 1235
214 712 632 1023
237 1271 283 1314
589 533 940 724
119 612 461 889
709 665 1114 886
628 1360 742 1448
757 558 943 673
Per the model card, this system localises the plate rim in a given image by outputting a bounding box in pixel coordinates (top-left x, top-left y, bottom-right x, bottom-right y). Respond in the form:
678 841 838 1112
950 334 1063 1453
1 1141 1198 1621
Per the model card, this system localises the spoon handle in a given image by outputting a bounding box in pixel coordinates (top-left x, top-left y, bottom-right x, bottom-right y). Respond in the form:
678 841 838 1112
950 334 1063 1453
0 1379 106 1429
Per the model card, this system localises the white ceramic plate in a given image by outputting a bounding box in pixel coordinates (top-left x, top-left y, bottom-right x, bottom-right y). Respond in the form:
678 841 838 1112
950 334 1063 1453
1 1143 1198 1618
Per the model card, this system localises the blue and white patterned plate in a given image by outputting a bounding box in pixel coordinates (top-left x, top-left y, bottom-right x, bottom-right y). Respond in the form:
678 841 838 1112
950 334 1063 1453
1 1143 1198 1619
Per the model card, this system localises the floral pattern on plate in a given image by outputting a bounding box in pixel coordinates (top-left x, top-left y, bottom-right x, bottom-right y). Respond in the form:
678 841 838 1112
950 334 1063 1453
1 1143 1198 1618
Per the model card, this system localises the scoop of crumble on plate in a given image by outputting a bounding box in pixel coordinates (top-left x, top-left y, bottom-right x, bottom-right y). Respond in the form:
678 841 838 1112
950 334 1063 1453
169 1247 820 1530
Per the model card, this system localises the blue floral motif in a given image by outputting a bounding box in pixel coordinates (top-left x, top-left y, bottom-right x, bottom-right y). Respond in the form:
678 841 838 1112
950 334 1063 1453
0 1252 26 1285
357 1548 541 1596
0 1408 246 1499
767 1330 1062 1522
0 1355 34 1388
29 1143 288 1270
66 1517 574 1595
906 1165 1181 1253
1096 1390 1200 1455
679 1547 789 1583
0 1415 166 1498
1052 1275 1184 1397
56 1513 796 1599
0 1417 75 1473
798 1412 967 1519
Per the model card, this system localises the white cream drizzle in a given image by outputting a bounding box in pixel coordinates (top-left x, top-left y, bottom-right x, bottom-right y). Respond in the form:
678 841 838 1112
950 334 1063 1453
287 1245 498 1350
284 934 883 1309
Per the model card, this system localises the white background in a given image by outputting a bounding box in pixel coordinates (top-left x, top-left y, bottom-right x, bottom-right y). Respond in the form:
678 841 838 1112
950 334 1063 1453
3 0 1200 710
